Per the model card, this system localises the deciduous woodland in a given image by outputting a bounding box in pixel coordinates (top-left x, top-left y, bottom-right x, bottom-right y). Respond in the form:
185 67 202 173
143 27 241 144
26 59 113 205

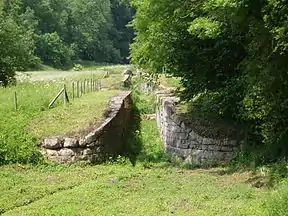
0 0 134 85
130 0 288 164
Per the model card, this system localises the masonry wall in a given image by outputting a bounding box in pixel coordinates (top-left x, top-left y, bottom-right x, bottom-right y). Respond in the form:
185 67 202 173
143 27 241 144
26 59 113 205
156 92 241 165
41 91 133 164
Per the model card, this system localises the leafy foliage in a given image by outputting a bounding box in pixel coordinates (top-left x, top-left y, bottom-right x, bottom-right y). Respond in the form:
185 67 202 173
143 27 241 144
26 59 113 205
0 2 36 86
131 0 288 162
0 0 134 85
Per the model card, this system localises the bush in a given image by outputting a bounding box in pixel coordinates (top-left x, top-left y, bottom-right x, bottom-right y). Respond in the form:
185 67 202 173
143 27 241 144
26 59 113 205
72 64 84 71
36 32 75 68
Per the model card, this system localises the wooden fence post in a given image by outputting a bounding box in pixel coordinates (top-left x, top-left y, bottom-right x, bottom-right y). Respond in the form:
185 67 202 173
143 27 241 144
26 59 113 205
99 79 101 90
14 91 17 111
87 80 90 93
83 80 86 94
72 82 75 100
76 81 79 98
48 88 65 108
64 84 67 106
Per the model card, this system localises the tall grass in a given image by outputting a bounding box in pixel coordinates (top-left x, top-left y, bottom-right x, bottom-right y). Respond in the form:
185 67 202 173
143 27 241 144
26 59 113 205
0 80 118 165
265 180 288 215
0 82 64 164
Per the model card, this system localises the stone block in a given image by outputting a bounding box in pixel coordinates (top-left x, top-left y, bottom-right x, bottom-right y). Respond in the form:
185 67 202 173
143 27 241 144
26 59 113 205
177 140 190 149
201 145 209 151
180 121 186 129
63 138 79 148
220 145 233 152
189 130 202 144
87 140 100 148
45 149 58 157
202 138 215 145
59 148 75 157
79 138 87 147
177 132 189 140
84 129 102 144
207 145 219 151
43 137 63 149
83 148 93 156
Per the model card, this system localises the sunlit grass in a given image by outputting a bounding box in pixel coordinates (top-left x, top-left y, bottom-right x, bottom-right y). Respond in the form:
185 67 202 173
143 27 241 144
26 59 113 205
30 90 119 138
0 65 124 165
0 120 272 216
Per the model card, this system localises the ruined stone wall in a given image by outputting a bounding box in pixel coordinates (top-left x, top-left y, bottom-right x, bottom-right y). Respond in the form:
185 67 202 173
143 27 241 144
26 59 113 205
156 92 241 165
41 91 132 164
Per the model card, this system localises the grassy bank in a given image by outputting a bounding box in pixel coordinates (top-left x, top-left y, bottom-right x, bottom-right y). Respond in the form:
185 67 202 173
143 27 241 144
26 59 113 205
0 65 124 165
0 119 284 216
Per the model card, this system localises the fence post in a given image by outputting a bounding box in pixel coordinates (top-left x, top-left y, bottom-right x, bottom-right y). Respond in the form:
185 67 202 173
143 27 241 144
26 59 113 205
83 80 86 94
87 80 90 93
76 81 79 98
48 88 65 108
63 84 67 106
72 82 75 100
14 91 17 111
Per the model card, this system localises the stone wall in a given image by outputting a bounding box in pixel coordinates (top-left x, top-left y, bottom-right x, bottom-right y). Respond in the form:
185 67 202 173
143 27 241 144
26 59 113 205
41 91 133 164
156 92 241 165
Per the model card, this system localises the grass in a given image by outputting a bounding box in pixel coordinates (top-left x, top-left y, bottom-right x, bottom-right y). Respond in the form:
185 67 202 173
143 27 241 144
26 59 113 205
158 75 182 88
17 65 126 83
30 90 118 138
0 119 279 216
0 65 124 165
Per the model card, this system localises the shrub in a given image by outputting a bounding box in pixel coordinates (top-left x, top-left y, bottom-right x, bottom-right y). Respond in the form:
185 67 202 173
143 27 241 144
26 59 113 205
72 64 84 71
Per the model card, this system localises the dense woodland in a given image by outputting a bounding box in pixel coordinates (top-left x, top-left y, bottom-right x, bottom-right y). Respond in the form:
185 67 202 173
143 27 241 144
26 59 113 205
130 0 288 163
0 0 134 86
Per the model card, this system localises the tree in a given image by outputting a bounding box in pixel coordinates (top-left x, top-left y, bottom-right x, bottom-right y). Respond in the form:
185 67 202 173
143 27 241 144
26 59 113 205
130 0 288 162
0 1 36 86
110 0 134 63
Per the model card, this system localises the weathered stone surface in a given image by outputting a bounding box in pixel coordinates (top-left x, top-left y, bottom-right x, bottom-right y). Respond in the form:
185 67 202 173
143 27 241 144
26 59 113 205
123 69 133 76
63 138 78 148
202 138 215 145
43 138 63 149
79 138 87 147
122 75 132 88
40 91 133 164
156 91 241 166
59 148 75 157
45 149 58 157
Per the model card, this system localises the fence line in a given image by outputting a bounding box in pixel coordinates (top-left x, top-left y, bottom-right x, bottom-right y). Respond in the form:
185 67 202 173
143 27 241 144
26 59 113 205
13 78 101 111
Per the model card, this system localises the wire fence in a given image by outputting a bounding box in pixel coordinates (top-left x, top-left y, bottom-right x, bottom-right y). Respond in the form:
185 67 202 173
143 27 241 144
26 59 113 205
12 79 102 111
